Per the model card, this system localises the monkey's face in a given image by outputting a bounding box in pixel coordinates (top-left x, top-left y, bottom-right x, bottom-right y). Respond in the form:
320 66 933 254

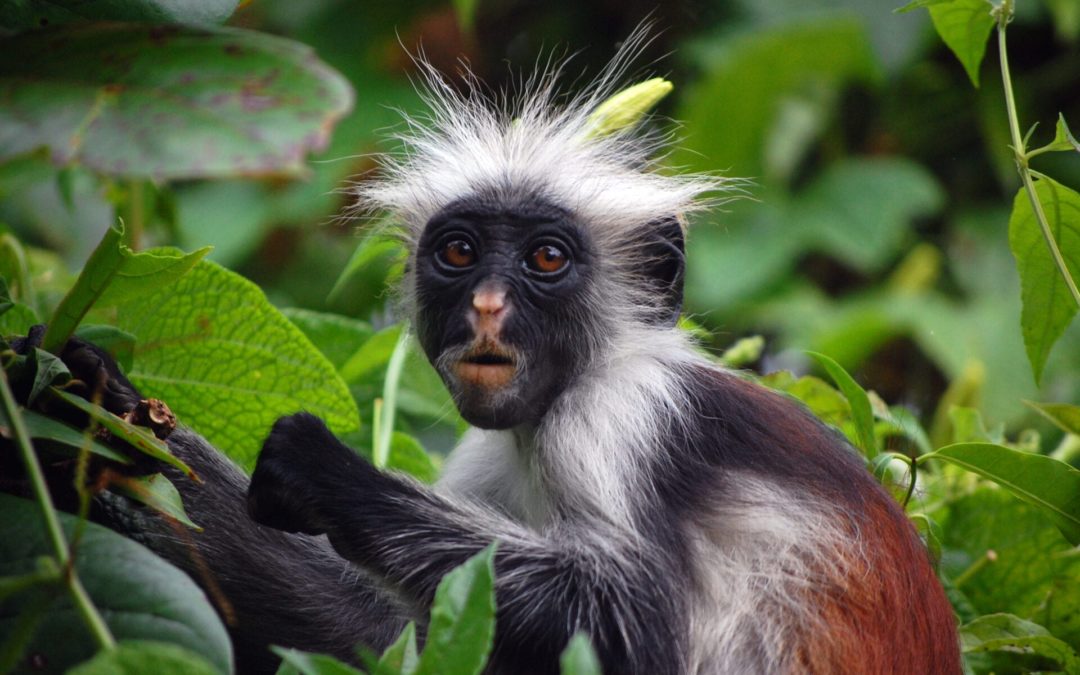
413 198 597 429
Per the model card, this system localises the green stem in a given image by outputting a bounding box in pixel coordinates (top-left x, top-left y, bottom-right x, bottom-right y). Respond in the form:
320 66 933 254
952 549 998 588
902 454 918 509
0 370 115 650
122 181 144 250
373 325 410 469
997 3 1080 308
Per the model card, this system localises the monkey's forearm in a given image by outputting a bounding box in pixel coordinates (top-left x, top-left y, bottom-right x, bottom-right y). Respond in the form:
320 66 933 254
311 468 685 675
101 428 407 673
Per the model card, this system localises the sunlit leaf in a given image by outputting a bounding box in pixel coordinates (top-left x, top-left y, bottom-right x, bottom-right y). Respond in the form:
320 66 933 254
114 260 359 470
1008 176 1080 383
927 0 996 87
926 442 1080 544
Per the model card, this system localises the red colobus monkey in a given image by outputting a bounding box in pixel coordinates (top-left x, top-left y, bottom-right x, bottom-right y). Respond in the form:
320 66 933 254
84 39 960 675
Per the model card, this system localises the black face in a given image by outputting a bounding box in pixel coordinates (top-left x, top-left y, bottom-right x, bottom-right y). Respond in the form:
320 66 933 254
414 198 596 429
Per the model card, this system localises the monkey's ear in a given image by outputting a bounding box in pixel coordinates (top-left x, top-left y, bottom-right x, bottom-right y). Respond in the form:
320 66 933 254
640 215 685 327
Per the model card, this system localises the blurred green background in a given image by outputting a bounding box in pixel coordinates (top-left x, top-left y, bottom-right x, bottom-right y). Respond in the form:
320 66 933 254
1 0 1077 440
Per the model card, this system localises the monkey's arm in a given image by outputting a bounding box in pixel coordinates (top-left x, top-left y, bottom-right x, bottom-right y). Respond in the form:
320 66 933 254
27 335 409 673
108 428 408 673
248 413 686 675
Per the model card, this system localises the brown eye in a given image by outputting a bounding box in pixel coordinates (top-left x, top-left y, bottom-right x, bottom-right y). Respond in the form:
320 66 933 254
439 240 476 269
528 244 568 274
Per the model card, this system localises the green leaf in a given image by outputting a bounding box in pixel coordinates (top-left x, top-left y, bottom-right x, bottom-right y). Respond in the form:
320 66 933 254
373 622 420 675
559 634 602 675
95 246 213 308
41 224 126 354
28 347 70 404
68 640 223 675
940 488 1080 648
0 0 239 32
894 0 956 13
386 432 438 484
960 614 1080 671
0 302 38 340
760 371 851 430
676 18 879 177
1025 401 1080 435
808 352 877 457
927 0 996 87
46 388 192 476
1033 114 1080 155
0 493 233 674
113 260 359 469
271 647 364 675
75 324 136 372
341 324 404 384
7 407 131 464
926 442 1080 545
0 23 353 180
112 473 201 530
909 514 943 565
1008 176 1080 383
414 544 497 675
328 233 405 305
793 159 944 273
282 308 373 373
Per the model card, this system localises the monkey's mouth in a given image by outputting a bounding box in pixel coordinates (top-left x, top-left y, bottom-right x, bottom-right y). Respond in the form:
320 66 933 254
453 346 518 389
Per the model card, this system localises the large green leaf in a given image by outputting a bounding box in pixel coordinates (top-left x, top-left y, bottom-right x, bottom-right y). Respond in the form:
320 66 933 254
114 260 359 469
0 23 353 179
960 613 1080 671
939 489 1080 651
95 246 212 308
685 158 942 310
1008 176 1080 384
0 0 238 31
676 18 879 177
926 442 1080 545
414 545 497 675
0 493 232 674
68 640 223 675
927 0 996 87
793 159 945 272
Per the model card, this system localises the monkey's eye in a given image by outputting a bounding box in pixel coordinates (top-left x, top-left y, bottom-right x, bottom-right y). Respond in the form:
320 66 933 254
437 239 477 270
526 244 569 275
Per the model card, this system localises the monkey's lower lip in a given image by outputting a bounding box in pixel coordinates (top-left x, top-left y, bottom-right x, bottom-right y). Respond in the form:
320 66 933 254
454 353 517 388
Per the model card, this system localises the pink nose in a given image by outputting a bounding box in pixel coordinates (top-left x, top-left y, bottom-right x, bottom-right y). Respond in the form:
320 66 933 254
469 281 510 337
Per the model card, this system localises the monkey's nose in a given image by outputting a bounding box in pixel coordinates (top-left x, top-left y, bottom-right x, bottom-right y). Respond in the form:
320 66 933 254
470 280 510 336
472 282 508 316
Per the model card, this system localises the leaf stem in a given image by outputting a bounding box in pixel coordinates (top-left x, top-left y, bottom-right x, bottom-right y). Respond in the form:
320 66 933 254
0 370 115 650
996 1 1080 307
373 324 410 469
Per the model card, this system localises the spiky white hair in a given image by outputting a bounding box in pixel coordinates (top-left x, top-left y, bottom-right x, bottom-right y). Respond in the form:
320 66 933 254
354 31 728 250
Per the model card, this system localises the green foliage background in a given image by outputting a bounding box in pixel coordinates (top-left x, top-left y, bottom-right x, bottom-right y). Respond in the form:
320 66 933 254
0 0 1078 673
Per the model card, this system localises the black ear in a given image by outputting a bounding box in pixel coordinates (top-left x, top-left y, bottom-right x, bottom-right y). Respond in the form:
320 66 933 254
640 215 685 327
